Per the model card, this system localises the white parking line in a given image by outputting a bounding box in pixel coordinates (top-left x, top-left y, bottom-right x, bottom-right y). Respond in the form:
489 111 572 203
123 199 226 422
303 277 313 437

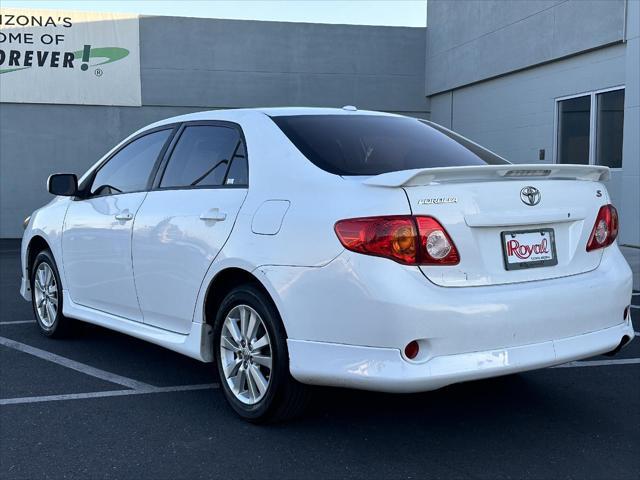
0 383 218 406
554 358 640 368
0 336 154 390
1 323 637 409
0 320 36 325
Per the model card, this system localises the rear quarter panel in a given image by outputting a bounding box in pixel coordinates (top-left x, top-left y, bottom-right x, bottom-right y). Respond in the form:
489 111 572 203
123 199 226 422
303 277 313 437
216 112 413 268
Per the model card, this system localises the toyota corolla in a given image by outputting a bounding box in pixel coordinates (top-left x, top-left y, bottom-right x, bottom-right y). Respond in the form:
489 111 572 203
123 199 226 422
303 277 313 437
20 107 635 421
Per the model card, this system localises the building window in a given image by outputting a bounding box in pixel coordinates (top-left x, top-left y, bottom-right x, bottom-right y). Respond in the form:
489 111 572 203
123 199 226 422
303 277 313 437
557 95 591 165
556 87 624 168
596 89 625 168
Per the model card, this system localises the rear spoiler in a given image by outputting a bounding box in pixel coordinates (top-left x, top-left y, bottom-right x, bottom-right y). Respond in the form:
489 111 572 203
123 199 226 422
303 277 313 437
362 164 610 187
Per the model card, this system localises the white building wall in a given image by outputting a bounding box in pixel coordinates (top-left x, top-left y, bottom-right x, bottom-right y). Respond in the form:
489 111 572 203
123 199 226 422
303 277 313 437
425 0 626 95
620 0 640 246
429 44 640 244
426 0 639 246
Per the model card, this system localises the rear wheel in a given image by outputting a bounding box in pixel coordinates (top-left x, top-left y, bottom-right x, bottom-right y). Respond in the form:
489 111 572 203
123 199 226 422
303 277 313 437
213 285 309 422
31 250 72 337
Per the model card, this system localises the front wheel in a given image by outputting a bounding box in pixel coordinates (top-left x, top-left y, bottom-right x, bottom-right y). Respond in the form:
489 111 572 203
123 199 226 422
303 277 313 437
31 250 72 337
213 285 309 423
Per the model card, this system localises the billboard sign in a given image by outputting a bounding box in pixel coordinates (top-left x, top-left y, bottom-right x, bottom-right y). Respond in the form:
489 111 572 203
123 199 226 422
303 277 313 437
0 8 141 106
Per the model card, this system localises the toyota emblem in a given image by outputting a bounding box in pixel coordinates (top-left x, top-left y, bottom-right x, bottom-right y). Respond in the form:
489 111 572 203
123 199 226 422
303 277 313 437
520 186 541 206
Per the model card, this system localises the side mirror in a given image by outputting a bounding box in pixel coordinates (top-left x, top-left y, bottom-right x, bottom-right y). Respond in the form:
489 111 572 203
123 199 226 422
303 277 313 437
47 173 78 196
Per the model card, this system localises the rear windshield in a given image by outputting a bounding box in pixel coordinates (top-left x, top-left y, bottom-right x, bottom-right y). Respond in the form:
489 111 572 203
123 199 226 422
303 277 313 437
272 115 507 176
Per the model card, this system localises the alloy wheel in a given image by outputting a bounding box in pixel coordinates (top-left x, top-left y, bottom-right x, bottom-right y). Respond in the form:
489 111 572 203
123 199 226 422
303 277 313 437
34 262 58 328
219 304 273 405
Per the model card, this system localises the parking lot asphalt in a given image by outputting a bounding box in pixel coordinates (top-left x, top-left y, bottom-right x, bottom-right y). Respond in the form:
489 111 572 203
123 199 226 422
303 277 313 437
1 240 639 480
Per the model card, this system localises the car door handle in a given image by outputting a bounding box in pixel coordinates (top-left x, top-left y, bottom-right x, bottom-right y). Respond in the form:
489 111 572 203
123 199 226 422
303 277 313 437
199 208 227 222
115 212 133 221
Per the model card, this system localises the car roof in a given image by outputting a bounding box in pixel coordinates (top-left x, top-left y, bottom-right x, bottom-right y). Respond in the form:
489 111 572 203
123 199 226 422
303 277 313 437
254 107 398 117
147 107 400 129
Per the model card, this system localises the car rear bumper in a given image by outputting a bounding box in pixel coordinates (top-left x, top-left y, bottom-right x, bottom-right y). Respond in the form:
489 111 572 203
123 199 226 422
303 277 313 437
288 320 634 393
263 244 633 353
259 243 634 391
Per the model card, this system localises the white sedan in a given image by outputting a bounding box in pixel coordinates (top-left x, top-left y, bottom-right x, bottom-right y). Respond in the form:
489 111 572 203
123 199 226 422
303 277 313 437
20 107 634 422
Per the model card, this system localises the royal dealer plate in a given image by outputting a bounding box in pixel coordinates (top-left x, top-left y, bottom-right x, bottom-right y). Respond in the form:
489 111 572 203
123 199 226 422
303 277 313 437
501 228 558 271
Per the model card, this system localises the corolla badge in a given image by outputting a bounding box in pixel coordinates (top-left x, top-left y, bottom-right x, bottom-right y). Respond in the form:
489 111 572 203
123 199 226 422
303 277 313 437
417 196 458 205
520 186 541 206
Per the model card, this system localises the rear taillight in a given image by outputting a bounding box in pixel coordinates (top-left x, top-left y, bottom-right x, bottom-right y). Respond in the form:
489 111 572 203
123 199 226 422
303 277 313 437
333 216 418 264
334 215 459 265
586 204 619 252
415 216 460 265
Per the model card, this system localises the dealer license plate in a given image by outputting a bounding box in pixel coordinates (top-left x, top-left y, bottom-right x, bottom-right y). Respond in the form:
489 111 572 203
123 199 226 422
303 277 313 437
501 228 558 270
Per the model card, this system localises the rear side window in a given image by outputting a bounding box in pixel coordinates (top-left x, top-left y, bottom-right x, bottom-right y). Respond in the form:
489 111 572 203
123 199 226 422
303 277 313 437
223 141 248 185
91 129 172 196
272 115 507 176
160 125 245 188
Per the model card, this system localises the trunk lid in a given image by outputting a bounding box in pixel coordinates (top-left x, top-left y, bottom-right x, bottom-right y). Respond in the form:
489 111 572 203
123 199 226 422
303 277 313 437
365 164 610 287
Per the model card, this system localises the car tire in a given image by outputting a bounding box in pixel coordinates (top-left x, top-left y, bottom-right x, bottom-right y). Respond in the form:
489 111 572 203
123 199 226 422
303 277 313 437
30 249 72 338
213 284 309 423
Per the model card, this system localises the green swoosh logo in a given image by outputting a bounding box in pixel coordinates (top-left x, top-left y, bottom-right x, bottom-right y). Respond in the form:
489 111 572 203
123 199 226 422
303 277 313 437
72 46 130 66
0 66 29 74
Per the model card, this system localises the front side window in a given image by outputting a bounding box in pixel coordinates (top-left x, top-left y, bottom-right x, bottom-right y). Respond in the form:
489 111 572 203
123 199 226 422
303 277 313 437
91 129 172 196
272 115 507 176
160 125 245 188
556 88 624 168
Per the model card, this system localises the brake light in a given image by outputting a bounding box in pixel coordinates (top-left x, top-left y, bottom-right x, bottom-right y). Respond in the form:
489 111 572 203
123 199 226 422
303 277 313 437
586 204 618 252
334 215 459 265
